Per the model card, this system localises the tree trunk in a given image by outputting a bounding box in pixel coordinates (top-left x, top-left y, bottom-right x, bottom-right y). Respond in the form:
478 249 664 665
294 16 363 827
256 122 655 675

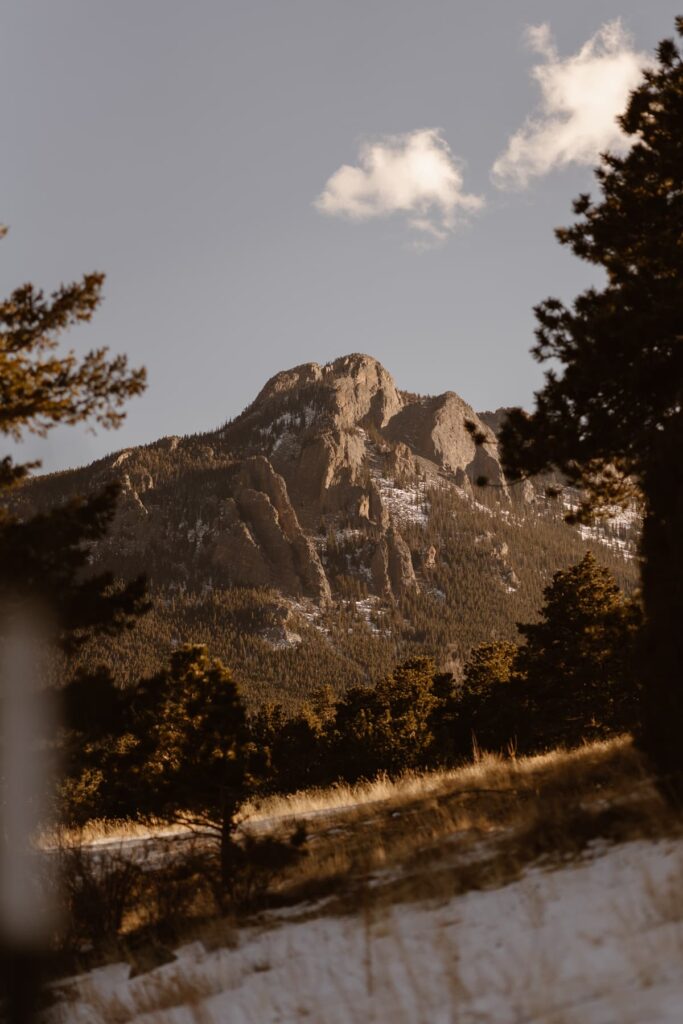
219 809 235 889
638 419 683 798
218 792 241 889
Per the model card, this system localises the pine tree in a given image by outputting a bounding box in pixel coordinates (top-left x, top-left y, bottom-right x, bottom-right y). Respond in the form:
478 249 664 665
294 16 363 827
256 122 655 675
329 656 440 779
248 701 324 793
62 646 254 889
514 554 640 749
455 640 519 754
0 228 148 651
453 557 640 754
130 645 250 886
499 20 683 786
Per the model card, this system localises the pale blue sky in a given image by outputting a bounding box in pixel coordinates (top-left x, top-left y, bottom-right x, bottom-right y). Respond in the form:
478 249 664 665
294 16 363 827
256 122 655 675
2 1 679 472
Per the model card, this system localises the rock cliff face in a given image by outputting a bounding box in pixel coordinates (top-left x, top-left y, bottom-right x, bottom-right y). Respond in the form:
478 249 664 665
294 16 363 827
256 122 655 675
251 354 404 431
385 391 506 495
13 354 636 611
208 457 330 603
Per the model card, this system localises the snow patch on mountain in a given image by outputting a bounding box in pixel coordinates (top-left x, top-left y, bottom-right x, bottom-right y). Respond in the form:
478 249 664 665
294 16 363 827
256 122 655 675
374 476 429 526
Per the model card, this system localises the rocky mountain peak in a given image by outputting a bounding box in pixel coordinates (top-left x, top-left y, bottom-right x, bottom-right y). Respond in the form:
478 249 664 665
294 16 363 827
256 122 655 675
477 408 516 438
246 354 403 435
323 354 404 429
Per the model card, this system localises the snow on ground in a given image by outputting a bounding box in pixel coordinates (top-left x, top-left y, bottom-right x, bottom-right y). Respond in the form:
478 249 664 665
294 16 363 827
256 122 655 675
289 601 331 637
562 497 640 560
261 625 303 650
374 476 430 527
577 523 636 559
353 596 388 636
48 836 683 1023
186 517 210 546
258 405 320 453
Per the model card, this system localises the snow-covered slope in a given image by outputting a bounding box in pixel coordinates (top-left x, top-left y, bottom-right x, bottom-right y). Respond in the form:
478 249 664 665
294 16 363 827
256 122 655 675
48 836 683 1024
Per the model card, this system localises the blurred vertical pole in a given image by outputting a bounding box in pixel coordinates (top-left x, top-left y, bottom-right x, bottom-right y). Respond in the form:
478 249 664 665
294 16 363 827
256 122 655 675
0 608 57 1024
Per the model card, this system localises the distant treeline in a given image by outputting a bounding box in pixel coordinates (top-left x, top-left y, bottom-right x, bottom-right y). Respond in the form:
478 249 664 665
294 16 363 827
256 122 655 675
62 553 640 832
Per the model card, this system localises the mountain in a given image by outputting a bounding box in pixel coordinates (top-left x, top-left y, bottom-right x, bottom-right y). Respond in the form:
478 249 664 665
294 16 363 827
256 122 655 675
15 354 639 707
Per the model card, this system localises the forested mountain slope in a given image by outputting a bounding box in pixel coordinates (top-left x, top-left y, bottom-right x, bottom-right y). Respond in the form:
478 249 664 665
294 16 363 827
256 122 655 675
17 354 639 706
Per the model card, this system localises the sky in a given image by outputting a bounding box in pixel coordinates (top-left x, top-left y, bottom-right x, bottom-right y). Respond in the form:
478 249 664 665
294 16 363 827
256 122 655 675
1 0 680 472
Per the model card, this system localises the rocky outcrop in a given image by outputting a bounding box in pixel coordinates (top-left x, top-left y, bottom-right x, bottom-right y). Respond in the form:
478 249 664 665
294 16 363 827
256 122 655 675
386 527 417 594
275 429 369 527
210 457 330 602
369 526 416 598
252 353 403 432
424 544 437 568
385 442 418 483
385 392 508 496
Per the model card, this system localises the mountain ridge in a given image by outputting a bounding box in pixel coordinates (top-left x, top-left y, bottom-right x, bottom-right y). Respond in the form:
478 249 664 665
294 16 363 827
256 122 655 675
13 354 639 705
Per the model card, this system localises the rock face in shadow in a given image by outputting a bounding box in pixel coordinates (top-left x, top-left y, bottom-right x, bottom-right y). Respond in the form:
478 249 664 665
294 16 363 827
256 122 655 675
13 353 524 603
209 457 330 603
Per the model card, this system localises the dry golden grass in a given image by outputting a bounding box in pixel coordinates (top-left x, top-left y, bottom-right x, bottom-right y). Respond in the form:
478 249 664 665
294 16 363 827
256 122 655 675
258 735 673 914
243 735 647 826
240 768 468 823
39 817 191 850
49 736 653 854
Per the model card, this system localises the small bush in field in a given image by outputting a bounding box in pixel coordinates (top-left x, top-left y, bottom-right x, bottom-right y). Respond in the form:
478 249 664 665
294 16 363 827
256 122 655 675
57 845 143 950
138 840 214 934
213 830 308 912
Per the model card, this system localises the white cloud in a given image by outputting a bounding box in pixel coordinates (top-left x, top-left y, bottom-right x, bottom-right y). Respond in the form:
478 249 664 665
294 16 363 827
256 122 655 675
315 128 483 241
492 20 652 189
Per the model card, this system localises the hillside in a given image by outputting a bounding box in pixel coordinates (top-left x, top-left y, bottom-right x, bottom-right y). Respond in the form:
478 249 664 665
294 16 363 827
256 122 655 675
44 739 683 1024
16 354 640 706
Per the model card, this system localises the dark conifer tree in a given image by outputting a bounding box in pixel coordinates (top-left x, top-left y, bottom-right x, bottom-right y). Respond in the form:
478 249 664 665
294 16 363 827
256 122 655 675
455 640 519 754
0 229 148 653
514 553 640 749
329 656 440 779
129 645 251 887
499 21 683 787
